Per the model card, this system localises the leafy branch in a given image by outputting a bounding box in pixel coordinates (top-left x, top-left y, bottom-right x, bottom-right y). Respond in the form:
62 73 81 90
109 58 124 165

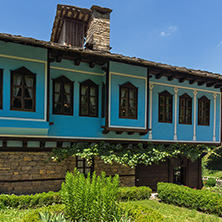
50 142 213 168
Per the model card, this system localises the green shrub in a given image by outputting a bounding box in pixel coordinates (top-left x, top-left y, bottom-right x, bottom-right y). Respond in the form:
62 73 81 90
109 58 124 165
118 186 152 201
205 178 217 187
22 204 65 222
157 182 222 216
39 211 71 222
121 202 163 222
61 168 120 221
0 191 61 209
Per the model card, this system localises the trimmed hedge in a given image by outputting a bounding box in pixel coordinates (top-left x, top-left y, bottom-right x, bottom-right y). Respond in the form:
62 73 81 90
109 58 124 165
118 186 152 201
157 182 222 216
0 191 61 209
0 186 152 209
121 202 163 222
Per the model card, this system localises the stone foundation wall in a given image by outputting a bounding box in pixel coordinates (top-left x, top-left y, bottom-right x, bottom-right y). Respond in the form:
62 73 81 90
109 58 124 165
94 157 135 187
0 152 135 194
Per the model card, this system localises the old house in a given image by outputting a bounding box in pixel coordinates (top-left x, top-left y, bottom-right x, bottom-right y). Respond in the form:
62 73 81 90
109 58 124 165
0 4 221 193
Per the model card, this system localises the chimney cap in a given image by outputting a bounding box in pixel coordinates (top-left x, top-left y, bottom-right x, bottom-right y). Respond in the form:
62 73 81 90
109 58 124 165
90 5 112 14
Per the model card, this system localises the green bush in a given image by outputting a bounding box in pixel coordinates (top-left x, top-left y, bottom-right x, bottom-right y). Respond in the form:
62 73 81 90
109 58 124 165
39 211 71 222
118 186 152 201
0 191 61 209
157 182 222 216
121 202 163 222
22 204 65 222
61 169 120 221
205 178 217 187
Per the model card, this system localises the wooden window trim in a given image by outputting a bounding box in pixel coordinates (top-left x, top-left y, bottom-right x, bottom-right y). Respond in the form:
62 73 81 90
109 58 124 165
119 82 138 119
76 156 94 176
158 90 173 123
52 75 74 116
0 69 3 109
179 93 192 125
198 96 210 126
79 79 99 117
10 67 36 112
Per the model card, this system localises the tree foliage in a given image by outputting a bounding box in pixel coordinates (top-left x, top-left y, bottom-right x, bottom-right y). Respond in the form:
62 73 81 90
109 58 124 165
50 142 212 168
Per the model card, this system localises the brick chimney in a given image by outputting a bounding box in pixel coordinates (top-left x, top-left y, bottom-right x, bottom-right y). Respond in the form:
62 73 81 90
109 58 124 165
85 6 112 52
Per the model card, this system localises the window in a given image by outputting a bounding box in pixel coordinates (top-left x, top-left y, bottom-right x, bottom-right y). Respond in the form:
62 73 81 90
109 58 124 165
179 93 192 124
159 90 173 123
11 67 36 111
80 79 98 117
198 96 210 126
0 69 3 109
119 82 138 119
53 76 74 115
76 156 94 176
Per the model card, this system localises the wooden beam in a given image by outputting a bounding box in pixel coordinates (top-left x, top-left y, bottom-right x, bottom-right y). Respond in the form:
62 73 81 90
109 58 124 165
206 82 216 87
168 75 175 81
189 79 196 84
75 59 81 66
56 55 62 63
179 77 186 83
155 73 163 79
89 61 95 68
128 132 135 135
116 131 123 135
215 84 222 88
197 81 206 86
101 66 107 72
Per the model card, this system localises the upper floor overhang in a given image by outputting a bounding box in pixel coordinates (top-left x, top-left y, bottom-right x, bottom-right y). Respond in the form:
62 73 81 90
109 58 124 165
0 33 222 89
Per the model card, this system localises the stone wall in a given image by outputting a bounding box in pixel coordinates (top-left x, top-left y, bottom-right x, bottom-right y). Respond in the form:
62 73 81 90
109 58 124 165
0 152 135 194
94 157 135 187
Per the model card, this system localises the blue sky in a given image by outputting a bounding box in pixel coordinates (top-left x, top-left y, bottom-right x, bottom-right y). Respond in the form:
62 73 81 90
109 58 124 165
0 0 222 74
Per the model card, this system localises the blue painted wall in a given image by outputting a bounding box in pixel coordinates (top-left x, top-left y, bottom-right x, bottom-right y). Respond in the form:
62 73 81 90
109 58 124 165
0 41 48 135
0 41 220 143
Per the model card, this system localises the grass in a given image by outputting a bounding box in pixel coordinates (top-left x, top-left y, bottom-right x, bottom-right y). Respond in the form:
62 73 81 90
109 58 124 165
0 208 35 222
1 200 221 222
126 200 222 222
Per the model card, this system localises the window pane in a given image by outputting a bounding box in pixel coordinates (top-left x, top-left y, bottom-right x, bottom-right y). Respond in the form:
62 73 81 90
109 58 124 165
120 108 126 117
90 87 96 96
54 104 62 113
24 88 32 98
81 105 88 115
129 109 136 118
121 99 127 107
121 88 128 98
13 87 22 97
81 96 88 105
160 96 165 105
90 97 96 106
13 75 22 86
64 95 71 103
85 168 91 175
25 76 33 87
129 89 136 98
77 161 83 167
81 86 88 95
55 94 61 103
90 106 96 115
64 83 71 93
12 98 22 109
129 99 135 108
25 100 33 110
55 83 61 93
64 103 71 114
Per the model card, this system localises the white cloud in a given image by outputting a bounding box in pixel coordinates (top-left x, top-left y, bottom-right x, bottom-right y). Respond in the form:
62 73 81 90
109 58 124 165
160 25 177 37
